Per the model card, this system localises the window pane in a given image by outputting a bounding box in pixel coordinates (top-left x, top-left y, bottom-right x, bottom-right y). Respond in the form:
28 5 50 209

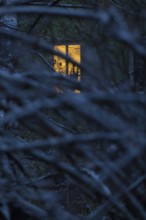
54 45 81 81
68 45 81 80
54 45 66 76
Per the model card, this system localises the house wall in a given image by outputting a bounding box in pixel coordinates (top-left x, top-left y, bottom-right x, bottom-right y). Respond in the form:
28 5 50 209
17 1 130 86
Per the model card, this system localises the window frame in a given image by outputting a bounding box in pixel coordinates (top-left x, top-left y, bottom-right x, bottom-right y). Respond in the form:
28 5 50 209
53 42 81 79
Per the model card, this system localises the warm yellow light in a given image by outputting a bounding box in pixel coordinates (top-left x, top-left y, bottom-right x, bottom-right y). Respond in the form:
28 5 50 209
54 45 66 76
54 45 81 80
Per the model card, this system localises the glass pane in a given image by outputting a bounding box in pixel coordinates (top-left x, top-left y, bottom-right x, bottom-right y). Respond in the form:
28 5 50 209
54 45 66 76
68 45 81 80
54 45 81 82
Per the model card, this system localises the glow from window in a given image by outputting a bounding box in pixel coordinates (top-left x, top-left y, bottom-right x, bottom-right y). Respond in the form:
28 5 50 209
54 45 81 80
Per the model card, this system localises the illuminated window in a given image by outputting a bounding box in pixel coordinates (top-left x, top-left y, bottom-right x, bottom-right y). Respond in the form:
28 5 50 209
54 45 81 80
